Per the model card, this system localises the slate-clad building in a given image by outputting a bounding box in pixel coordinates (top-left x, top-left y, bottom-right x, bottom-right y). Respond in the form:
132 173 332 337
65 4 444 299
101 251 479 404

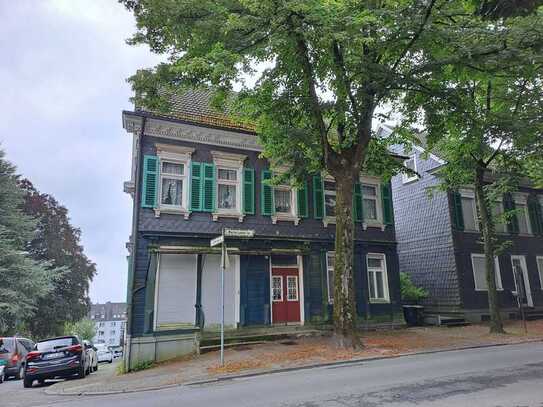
382 124 543 324
122 91 402 366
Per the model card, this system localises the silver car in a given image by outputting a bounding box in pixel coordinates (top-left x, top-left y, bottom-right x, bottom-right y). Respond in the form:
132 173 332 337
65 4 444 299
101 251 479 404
94 344 113 363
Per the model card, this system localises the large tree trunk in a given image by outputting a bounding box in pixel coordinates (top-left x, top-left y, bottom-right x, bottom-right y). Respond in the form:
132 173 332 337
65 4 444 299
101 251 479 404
474 167 505 334
332 169 361 348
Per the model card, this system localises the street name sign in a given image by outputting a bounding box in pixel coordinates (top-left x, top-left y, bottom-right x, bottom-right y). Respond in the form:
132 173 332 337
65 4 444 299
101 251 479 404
210 235 224 247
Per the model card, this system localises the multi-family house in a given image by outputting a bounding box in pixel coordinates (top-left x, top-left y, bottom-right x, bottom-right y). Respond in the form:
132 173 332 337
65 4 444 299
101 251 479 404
122 90 403 366
382 124 543 325
89 302 127 347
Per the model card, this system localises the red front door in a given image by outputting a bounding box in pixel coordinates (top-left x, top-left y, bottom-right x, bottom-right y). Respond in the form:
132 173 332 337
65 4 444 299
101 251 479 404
271 268 301 323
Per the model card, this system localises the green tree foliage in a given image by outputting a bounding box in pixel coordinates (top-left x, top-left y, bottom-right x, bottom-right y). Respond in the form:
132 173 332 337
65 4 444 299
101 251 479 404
0 149 58 335
121 0 531 346
18 179 97 338
401 11 543 333
64 319 96 342
399 273 428 304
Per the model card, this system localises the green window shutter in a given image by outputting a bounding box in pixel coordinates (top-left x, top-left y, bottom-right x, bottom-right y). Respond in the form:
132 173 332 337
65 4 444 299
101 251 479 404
528 195 542 235
243 168 255 215
504 193 519 233
201 163 215 212
297 180 309 218
353 183 363 222
190 162 202 211
381 183 394 225
141 155 158 208
452 191 464 230
313 175 324 219
261 170 274 216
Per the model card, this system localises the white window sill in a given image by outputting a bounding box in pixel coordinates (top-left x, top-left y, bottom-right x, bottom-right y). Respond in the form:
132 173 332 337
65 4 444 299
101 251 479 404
154 207 190 219
475 288 504 292
369 299 390 304
402 177 419 185
363 221 386 231
212 212 244 222
272 214 300 225
323 216 336 227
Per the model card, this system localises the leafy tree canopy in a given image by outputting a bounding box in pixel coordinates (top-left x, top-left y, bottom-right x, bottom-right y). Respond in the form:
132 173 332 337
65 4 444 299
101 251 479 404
19 179 97 339
0 149 59 335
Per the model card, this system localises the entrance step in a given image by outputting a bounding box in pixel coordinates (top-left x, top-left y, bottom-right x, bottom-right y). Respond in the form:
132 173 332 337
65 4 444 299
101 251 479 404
524 309 543 321
200 328 326 348
423 314 470 327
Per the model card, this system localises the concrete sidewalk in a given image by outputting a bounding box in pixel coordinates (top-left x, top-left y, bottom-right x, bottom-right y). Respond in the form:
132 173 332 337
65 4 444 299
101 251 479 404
46 320 543 396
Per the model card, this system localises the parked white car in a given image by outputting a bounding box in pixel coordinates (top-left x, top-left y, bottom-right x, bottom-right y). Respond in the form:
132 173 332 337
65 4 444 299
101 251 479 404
94 344 113 363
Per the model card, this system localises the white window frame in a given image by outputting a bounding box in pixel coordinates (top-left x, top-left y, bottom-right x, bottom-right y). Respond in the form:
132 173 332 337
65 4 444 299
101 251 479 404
470 253 503 291
460 188 479 232
492 199 507 234
323 177 337 227
326 252 335 304
537 256 543 290
402 155 418 183
513 192 532 235
367 253 390 303
361 176 384 230
271 172 299 225
286 276 299 301
271 275 283 302
155 144 194 219
211 151 246 222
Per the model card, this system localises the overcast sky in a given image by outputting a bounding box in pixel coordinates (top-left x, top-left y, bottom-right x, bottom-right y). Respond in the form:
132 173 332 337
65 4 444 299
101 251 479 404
0 0 161 304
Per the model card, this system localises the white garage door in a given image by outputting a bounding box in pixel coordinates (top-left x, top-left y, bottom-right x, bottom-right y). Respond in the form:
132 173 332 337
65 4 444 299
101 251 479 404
155 253 197 329
201 254 237 328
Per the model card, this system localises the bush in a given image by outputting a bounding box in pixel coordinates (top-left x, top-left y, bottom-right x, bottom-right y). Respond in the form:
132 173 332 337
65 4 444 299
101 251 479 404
400 272 429 303
63 319 95 341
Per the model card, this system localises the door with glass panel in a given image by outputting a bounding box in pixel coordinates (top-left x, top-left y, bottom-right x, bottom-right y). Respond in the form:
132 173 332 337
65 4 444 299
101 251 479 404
271 268 301 324
511 255 533 307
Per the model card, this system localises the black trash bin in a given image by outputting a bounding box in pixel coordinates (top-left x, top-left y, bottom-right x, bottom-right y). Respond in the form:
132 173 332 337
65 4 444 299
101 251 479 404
403 305 424 326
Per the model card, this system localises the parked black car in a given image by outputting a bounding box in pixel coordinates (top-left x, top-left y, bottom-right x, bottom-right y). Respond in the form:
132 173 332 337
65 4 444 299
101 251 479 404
0 337 35 380
23 336 87 388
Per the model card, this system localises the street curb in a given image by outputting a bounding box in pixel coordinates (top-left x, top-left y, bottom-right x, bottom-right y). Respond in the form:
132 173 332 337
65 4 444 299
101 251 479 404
44 338 543 397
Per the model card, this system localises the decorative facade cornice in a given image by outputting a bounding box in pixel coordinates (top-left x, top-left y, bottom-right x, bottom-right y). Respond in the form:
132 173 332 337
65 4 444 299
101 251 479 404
144 117 262 152
122 113 144 134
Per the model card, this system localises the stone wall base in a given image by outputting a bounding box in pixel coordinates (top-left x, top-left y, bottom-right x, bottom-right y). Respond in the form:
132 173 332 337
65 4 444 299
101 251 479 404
126 332 199 368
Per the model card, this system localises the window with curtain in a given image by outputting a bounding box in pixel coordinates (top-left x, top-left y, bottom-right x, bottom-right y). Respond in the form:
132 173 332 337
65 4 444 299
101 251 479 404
470 254 502 291
217 167 239 211
326 252 335 303
362 184 378 221
274 187 293 214
460 190 478 231
367 254 389 302
514 194 532 234
160 161 185 208
324 181 336 217
492 201 506 233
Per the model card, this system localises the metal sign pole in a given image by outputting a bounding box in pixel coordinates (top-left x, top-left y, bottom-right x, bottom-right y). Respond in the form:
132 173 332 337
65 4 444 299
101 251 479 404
220 229 225 366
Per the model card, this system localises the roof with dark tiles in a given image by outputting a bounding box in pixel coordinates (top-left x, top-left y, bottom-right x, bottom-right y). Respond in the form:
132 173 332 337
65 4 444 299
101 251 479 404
137 88 256 133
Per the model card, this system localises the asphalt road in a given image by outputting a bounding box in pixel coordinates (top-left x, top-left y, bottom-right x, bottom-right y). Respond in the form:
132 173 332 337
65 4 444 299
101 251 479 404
3 342 543 407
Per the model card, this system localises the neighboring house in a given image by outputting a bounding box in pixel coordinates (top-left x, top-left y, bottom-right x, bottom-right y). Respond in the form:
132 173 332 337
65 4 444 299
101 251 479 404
122 90 403 366
381 124 543 324
90 302 127 347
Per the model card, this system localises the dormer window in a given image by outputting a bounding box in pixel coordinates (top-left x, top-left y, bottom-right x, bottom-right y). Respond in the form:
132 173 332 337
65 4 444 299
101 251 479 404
403 155 418 183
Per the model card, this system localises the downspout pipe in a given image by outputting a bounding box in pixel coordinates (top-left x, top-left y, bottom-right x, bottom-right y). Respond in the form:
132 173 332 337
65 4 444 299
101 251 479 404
125 116 146 372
